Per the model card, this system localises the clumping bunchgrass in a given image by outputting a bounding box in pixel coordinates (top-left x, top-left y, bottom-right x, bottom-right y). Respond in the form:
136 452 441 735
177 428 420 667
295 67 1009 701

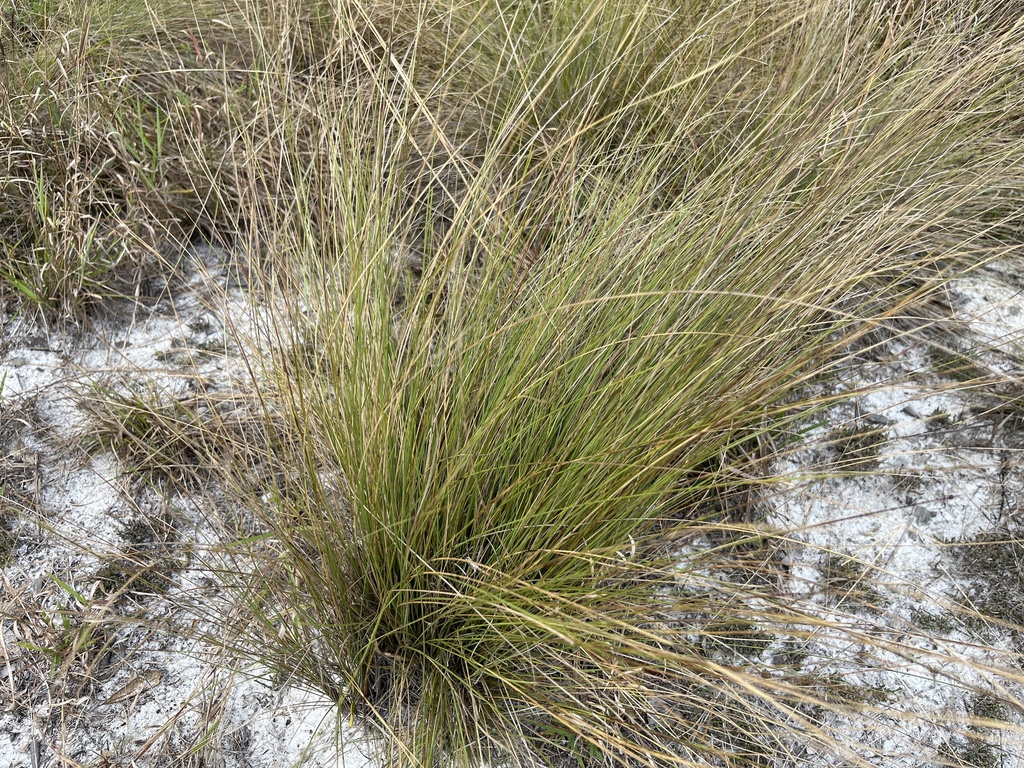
79 377 276 493
9 0 1024 766
213 1 1024 766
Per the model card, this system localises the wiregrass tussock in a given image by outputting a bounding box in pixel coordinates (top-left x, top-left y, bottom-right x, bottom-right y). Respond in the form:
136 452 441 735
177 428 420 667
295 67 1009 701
7 0 1024 766
212 2 1024 767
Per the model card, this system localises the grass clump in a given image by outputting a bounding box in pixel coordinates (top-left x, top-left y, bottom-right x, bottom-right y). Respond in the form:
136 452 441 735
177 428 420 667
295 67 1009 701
210 1 1024 766
79 378 269 489
81 380 220 484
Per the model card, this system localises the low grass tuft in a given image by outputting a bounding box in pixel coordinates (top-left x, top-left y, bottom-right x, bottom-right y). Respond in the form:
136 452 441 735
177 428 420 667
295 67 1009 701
81 379 222 484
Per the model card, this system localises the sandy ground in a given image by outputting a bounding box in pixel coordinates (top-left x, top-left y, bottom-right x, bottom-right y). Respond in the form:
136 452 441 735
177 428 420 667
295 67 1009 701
1 247 1023 767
